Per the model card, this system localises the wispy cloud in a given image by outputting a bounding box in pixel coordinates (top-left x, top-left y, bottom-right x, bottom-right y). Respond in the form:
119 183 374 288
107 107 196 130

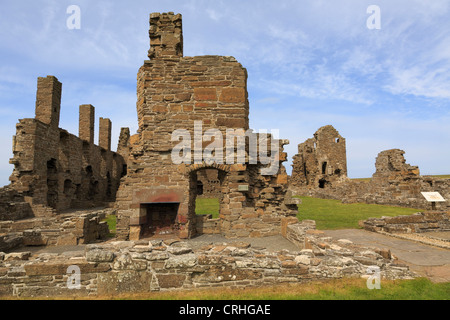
0 0 449 185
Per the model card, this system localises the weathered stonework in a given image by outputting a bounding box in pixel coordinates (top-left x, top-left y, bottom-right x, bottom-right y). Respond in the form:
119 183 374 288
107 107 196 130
291 125 348 190
291 143 449 210
0 208 113 252
115 12 299 241
363 211 450 234
0 220 416 298
6 76 126 214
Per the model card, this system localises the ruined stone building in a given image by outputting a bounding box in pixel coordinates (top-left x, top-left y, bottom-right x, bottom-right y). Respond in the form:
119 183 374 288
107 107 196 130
345 149 449 210
292 146 449 211
0 12 300 248
4 76 126 217
290 125 348 189
114 12 299 241
0 76 126 251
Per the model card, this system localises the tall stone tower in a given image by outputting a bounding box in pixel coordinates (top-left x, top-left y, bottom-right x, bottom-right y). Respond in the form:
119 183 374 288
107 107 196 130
115 12 297 241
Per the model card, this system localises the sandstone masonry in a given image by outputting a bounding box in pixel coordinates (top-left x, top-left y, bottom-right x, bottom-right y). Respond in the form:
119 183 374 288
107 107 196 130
291 125 348 190
291 129 449 210
0 220 416 298
115 12 299 241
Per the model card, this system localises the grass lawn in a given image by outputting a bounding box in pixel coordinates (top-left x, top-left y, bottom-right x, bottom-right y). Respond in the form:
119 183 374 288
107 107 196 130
297 196 420 230
196 197 421 230
103 214 117 238
94 278 448 300
424 174 450 179
196 198 220 219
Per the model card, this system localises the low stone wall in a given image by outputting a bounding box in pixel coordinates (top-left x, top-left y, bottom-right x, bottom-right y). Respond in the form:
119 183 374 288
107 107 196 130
0 186 33 221
195 215 221 235
0 220 416 298
0 209 112 252
363 211 450 234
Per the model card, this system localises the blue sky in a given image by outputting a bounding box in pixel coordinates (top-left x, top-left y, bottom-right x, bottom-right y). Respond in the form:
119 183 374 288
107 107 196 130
1 0 449 186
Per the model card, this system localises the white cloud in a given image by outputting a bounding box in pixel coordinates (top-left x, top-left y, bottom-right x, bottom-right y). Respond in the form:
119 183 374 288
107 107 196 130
0 0 449 184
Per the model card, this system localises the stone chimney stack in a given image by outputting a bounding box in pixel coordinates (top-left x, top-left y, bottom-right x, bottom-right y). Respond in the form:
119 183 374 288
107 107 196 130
148 12 183 60
35 76 62 129
79 104 95 144
99 117 112 151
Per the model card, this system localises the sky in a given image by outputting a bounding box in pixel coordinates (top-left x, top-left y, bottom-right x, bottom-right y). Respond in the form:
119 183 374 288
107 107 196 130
0 0 449 186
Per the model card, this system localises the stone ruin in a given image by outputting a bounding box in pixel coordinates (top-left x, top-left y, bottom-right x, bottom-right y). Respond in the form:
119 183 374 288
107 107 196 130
0 12 425 298
0 12 301 251
114 12 300 241
290 125 348 190
0 220 416 298
290 129 449 211
0 75 126 252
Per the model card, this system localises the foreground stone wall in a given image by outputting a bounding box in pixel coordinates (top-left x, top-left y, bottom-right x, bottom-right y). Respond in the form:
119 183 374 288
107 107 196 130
0 209 112 252
0 220 416 298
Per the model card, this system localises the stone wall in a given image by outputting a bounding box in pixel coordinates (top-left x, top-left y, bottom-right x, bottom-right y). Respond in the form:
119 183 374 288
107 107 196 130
291 148 449 211
363 211 450 234
291 125 348 189
0 220 416 298
196 169 221 198
6 76 126 215
115 12 299 241
0 186 33 221
0 209 112 252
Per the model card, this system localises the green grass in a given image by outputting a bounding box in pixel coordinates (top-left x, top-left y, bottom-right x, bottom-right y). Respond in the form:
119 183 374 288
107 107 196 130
94 278 448 300
297 196 421 230
196 196 421 230
351 177 371 182
195 198 220 219
103 214 117 238
424 174 450 179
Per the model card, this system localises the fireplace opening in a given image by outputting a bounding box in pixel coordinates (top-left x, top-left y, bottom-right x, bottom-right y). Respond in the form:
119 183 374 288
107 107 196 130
140 202 180 238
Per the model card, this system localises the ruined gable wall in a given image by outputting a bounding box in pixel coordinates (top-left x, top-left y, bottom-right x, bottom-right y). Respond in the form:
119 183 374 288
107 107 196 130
290 125 348 189
115 12 297 241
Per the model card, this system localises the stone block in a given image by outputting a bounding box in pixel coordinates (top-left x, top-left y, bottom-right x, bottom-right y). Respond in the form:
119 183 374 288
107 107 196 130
25 261 110 276
157 274 186 289
219 87 246 103
86 249 115 263
194 88 217 101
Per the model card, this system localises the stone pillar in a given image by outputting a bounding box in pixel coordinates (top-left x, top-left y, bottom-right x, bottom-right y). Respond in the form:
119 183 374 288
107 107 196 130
148 12 183 60
35 76 62 129
79 105 95 144
117 127 130 159
99 117 112 151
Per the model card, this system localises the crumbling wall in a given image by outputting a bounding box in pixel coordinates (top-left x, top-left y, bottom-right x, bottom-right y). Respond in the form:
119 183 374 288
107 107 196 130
115 12 299 241
0 186 33 221
291 125 348 189
363 211 450 234
291 146 449 210
0 209 112 252
6 76 126 215
196 169 221 198
0 220 416 298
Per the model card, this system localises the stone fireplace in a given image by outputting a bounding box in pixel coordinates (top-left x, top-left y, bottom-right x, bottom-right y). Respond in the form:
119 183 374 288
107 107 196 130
140 202 180 238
